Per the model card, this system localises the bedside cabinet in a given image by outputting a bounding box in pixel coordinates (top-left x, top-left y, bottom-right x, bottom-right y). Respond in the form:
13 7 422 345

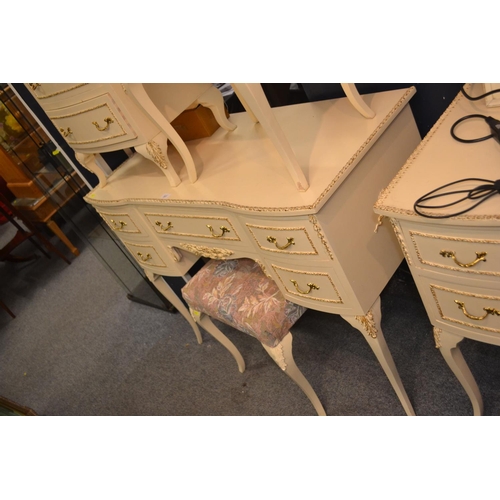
375 84 500 415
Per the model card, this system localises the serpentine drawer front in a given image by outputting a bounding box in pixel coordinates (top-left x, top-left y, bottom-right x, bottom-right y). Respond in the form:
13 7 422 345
144 212 243 242
26 83 90 108
122 241 168 269
245 217 331 261
422 279 500 336
46 94 138 149
97 210 143 235
400 222 500 278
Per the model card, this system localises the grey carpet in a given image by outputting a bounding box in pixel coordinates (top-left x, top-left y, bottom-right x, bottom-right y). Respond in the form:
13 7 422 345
1 229 500 416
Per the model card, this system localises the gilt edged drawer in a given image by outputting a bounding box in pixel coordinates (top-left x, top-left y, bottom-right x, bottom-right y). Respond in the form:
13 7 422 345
270 263 346 307
400 222 500 278
122 241 168 270
143 212 244 243
46 93 138 150
25 83 90 109
244 216 334 262
426 280 500 337
97 210 143 235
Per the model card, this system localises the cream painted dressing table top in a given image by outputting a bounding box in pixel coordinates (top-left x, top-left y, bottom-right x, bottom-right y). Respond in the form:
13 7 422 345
375 84 500 415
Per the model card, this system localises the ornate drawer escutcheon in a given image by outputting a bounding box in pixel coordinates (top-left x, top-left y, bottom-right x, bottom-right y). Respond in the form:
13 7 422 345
109 219 127 230
155 221 173 232
440 250 487 268
59 127 72 137
455 300 500 321
290 279 319 295
92 117 114 131
267 236 295 250
207 225 230 238
137 252 152 262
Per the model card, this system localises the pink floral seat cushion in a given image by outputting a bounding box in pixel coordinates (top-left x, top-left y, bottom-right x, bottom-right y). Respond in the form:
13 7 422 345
181 259 307 348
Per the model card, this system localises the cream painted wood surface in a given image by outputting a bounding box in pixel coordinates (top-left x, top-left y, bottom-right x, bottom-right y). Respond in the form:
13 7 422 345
80 86 421 415
375 84 500 416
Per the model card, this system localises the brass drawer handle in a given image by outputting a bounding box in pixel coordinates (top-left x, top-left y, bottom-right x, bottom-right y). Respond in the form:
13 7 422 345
59 127 72 137
267 236 295 250
455 300 500 321
92 117 114 131
29 83 41 91
155 221 173 232
440 250 487 268
290 279 319 295
110 219 127 230
137 252 152 262
207 225 230 238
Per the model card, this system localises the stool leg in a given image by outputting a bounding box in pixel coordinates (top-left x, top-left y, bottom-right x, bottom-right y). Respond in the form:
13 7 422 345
263 333 326 416
194 311 246 373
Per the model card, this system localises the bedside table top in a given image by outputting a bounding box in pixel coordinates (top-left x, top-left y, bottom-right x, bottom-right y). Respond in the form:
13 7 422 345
375 84 500 225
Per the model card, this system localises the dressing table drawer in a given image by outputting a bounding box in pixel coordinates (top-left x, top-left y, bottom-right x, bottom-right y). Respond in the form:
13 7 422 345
98 210 143 235
143 212 243 242
122 241 168 270
270 263 345 305
244 216 333 261
46 93 138 149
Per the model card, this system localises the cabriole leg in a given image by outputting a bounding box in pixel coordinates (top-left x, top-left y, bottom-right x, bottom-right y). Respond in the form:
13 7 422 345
436 327 484 416
342 296 415 416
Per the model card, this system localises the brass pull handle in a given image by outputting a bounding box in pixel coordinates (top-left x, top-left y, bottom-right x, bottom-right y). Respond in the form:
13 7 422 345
267 236 295 250
29 83 41 91
207 225 230 238
137 252 152 262
290 279 319 295
155 221 173 232
440 250 487 268
92 117 114 131
110 219 127 230
59 127 72 137
455 300 500 321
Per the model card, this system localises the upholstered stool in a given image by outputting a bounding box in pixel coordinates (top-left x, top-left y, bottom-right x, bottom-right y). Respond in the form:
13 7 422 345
181 258 326 416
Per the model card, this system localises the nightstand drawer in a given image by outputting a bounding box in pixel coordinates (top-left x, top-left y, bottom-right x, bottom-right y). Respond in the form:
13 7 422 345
144 212 243 242
98 210 143 235
46 93 137 149
429 282 500 335
403 224 500 277
26 83 90 108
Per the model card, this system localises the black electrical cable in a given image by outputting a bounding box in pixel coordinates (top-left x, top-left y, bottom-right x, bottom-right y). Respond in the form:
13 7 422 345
450 114 497 143
461 86 500 101
414 178 500 218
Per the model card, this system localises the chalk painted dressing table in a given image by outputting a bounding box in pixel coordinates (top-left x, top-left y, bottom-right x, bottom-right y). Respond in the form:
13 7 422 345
28 83 421 415
375 83 500 415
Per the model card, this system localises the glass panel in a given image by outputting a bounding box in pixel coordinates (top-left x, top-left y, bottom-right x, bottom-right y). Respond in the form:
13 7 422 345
0 83 173 312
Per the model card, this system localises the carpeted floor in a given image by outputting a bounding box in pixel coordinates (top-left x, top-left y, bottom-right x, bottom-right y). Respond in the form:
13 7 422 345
1 221 500 416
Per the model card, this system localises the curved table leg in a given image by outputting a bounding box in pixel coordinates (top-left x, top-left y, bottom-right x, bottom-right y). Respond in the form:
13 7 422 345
342 296 415 416
144 270 202 345
436 327 483 416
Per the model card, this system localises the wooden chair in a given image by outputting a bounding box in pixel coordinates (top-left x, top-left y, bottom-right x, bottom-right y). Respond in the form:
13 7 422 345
0 192 70 318
181 258 326 416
